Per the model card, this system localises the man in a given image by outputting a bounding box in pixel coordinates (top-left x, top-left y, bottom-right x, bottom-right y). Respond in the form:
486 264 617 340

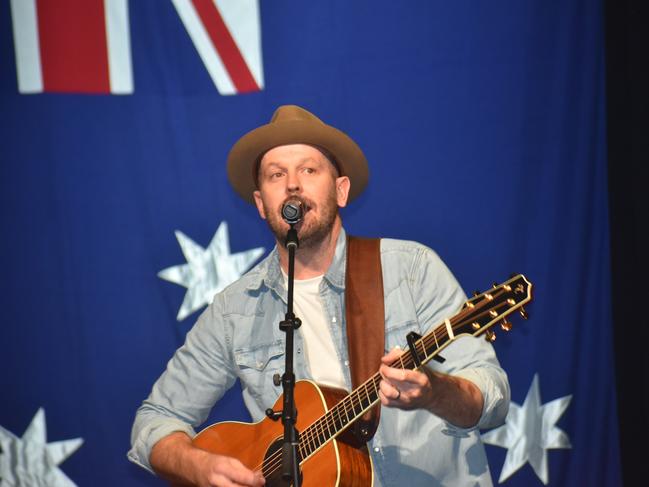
129 105 510 486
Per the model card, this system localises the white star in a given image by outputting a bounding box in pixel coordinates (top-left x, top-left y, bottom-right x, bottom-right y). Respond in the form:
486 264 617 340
158 221 265 321
0 408 83 487
482 374 572 484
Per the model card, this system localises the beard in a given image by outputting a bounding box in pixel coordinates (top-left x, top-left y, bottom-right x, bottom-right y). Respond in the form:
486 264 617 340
263 189 339 250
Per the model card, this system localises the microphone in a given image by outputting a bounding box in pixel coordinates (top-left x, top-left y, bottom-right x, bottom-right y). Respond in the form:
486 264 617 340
281 199 303 225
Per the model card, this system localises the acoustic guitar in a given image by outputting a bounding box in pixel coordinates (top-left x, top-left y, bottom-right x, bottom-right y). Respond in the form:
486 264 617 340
182 274 533 487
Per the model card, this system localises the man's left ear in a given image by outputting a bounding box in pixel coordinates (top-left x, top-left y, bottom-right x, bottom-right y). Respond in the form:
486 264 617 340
253 190 267 220
336 176 351 208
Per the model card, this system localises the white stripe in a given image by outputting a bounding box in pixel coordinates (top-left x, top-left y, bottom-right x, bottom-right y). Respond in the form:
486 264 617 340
214 0 264 88
445 318 454 340
104 0 134 94
9 0 43 94
171 0 236 95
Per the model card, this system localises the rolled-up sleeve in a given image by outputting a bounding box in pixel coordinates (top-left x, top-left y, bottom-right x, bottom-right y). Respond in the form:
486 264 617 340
128 296 237 472
452 356 510 428
410 245 511 432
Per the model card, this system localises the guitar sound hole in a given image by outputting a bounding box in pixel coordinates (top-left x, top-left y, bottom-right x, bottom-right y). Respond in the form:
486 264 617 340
262 438 303 487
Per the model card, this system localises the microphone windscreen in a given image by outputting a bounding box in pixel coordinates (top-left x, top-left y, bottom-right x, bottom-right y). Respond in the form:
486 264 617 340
281 200 303 224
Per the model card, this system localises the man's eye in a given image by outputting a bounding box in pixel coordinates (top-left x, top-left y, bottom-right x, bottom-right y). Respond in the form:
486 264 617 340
303 167 315 174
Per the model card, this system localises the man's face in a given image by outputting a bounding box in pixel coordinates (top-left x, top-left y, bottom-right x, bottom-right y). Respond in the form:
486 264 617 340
253 144 350 248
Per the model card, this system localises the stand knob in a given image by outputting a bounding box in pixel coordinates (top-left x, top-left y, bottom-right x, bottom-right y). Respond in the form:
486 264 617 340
265 408 282 421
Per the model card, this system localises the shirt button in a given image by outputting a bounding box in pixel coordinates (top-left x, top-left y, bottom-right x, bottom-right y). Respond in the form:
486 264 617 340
344 360 349 367
297 348 302 354
374 447 380 453
332 317 337 323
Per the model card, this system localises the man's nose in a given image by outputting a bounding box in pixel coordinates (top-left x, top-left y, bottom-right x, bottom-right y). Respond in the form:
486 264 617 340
286 172 301 193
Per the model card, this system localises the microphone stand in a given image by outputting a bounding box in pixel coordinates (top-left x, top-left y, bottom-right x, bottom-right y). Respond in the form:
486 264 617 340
278 222 301 486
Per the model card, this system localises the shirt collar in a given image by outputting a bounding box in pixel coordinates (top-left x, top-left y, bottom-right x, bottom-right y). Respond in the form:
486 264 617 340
323 227 347 290
245 227 348 293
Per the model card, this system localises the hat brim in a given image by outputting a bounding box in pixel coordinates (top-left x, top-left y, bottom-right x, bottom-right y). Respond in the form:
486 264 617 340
227 118 368 204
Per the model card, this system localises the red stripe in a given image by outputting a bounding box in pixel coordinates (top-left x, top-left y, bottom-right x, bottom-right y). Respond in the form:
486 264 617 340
191 0 260 93
36 0 110 94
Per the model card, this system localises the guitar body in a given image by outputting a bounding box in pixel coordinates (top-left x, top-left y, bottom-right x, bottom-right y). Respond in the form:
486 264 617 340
186 380 373 487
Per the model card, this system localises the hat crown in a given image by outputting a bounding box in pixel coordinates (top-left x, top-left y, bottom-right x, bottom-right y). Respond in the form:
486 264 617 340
270 105 324 125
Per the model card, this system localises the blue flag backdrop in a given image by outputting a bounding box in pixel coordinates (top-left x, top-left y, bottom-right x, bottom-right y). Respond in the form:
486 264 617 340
0 1 621 486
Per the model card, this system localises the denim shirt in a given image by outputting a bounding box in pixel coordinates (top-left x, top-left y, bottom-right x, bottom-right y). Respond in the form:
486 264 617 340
129 228 510 486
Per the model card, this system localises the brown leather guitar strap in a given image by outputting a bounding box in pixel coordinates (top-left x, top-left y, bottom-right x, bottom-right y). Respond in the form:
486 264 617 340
345 235 385 443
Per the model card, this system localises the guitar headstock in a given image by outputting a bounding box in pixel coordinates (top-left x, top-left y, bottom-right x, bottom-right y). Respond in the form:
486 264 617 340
457 274 533 342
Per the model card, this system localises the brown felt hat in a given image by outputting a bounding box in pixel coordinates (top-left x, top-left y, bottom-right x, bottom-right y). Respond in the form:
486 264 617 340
227 105 369 204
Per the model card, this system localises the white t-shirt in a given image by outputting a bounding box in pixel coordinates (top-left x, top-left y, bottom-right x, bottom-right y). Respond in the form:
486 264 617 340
284 273 347 390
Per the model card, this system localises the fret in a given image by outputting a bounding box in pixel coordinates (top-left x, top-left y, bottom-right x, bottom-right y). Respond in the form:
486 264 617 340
341 396 351 428
312 423 321 451
370 376 380 403
301 429 312 458
363 381 379 409
298 441 306 461
316 418 325 448
418 338 428 362
318 416 327 443
336 407 347 432
333 409 342 433
317 417 326 446
351 390 361 415
349 394 356 416
326 412 335 438
303 425 313 457
357 391 366 415
432 327 440 350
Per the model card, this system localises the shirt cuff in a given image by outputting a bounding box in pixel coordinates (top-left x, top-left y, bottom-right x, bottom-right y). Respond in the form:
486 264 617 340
128 417 196 473
441 367 507 436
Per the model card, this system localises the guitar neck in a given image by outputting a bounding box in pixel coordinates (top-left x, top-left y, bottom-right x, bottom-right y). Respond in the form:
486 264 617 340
295 274 532 462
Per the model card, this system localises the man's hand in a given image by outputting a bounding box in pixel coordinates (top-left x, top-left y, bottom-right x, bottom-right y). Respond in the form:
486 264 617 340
378 347 435 410
150 431 265 487
191 452 265 487
378 347 484 428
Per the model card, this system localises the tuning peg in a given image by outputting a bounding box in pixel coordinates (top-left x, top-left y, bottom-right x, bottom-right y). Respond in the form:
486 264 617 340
473 290 481 297
492 282 499 288
519 308 529 320
485 330 496 342
501 320 512 331
510 273 518 278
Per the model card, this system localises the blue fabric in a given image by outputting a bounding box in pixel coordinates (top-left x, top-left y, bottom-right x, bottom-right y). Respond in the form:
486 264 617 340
0 1 620 486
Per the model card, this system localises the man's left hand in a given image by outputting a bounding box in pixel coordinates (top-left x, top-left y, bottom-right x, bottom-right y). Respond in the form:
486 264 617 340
378 347 436 410
378 347 484 428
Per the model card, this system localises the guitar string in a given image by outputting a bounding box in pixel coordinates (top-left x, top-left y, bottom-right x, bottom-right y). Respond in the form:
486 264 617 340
257 288 515 476
255 287 518 476
255 291 515 477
